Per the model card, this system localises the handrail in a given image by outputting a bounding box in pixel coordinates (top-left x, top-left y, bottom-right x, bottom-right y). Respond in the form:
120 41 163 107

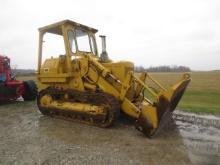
146 73 167 91
132 74 158 98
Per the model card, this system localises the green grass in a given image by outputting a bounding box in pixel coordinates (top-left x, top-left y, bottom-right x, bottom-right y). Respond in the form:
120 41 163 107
149 71 220 115
17 71 220 115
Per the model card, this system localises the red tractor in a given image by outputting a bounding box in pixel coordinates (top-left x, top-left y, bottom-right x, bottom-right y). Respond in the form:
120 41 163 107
0 55 37 101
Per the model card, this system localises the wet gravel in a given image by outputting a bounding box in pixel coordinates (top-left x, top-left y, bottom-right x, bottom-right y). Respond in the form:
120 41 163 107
0 101 219 165
174 111 220 165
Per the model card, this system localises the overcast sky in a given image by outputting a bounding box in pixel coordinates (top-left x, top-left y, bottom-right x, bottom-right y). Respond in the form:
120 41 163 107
0 0 220 70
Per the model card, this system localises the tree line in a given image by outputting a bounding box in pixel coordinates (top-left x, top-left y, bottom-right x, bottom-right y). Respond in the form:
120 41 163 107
11 69 36 76
135 65 191 72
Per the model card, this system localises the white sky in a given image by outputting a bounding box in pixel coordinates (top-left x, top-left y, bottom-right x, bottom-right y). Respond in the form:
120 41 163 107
0 0 220 70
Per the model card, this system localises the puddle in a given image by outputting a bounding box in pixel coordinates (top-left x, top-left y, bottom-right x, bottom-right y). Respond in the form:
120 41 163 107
174 111 220 165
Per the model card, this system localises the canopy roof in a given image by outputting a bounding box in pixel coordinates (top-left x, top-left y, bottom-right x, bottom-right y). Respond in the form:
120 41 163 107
38 20 98 35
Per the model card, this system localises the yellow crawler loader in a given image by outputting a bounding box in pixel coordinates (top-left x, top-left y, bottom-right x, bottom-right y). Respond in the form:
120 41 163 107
37 20 191 137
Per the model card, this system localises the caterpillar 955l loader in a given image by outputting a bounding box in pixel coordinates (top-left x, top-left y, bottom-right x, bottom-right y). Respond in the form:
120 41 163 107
37 20 191 137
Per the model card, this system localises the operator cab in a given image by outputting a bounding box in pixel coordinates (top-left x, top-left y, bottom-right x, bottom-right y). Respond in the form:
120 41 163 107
38 20 99 75
38 20 98 56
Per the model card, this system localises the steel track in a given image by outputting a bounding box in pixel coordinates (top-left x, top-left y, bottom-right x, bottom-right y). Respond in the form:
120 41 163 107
37 88 120 128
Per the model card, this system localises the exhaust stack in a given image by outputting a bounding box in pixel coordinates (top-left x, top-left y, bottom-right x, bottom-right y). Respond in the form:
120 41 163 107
99 35 109 62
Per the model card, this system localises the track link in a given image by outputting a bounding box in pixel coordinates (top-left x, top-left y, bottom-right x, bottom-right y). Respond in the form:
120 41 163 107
37 88 120 128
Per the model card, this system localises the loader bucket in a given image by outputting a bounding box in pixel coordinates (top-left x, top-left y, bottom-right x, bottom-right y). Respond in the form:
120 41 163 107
134 73 191 137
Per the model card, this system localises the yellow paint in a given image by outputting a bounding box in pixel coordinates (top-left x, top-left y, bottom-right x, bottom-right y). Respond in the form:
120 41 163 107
37 20 191 135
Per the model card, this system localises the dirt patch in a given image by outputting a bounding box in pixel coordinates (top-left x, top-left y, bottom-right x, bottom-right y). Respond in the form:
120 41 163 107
0 101 219 165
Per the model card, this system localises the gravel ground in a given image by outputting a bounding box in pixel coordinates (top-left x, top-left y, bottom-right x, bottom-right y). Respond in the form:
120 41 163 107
0 101 219 165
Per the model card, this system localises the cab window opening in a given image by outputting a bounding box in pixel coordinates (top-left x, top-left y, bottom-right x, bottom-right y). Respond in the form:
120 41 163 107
89 35 97 55
75 29 91 52
42 33 65 62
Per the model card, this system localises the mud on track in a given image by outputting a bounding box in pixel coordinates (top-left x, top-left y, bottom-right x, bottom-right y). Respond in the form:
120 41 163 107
0 101 219 165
